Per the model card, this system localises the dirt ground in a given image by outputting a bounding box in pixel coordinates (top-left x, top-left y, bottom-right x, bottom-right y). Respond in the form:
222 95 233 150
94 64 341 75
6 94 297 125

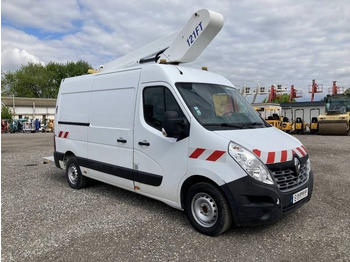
1 132 350 261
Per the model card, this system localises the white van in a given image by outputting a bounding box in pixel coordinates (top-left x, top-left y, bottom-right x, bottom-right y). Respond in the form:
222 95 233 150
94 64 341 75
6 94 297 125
52 9 313 236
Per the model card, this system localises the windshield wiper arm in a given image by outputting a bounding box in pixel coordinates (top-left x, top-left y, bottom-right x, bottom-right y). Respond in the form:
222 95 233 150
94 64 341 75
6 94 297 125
241 122 266 128
204 122 267 129
203 123 244 129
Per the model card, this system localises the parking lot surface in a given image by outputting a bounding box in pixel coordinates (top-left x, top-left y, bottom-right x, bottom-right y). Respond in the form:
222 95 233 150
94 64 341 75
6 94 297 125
1 132 350 261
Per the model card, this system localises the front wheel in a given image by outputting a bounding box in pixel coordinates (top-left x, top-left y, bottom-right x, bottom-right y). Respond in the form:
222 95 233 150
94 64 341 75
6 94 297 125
185 182 232 236
66 157 87 189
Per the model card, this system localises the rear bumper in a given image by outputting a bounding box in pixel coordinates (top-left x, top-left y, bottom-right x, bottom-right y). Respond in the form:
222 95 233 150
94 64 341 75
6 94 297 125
221 171 313 226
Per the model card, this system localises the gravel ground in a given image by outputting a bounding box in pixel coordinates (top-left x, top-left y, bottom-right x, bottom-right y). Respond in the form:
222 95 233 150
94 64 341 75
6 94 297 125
1 132 350 262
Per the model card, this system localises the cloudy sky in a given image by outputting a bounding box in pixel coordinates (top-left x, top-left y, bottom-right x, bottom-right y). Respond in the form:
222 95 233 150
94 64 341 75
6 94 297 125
2 0 350 101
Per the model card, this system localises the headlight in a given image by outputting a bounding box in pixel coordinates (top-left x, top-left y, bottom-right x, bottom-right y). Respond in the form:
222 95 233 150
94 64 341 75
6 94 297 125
228 142 274 185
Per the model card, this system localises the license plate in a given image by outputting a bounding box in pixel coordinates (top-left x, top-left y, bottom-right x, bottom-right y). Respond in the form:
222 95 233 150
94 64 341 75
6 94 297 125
292 188 308 204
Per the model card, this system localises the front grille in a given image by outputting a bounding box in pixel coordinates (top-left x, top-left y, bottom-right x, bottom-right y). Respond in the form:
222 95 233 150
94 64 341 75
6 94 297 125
271 164 309 192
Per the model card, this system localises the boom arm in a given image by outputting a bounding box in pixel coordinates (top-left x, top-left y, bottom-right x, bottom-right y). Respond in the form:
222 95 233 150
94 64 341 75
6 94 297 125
100 31 179 72
159 9 224 63
100 9 224 73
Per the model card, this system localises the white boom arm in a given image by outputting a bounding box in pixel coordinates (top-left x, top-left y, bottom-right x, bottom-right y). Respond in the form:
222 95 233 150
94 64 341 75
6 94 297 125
99 9 224 73
159 9 224 63
100 31 179 72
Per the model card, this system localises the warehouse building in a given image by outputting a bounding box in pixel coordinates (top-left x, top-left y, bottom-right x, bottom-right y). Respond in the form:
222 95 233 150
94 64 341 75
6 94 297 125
1 97 56 122
279 101 325 124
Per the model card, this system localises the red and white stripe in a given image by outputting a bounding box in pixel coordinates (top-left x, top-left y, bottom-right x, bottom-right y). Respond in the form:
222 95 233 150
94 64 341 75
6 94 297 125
58 131 69 138
189 148 226 162
252 145 307 164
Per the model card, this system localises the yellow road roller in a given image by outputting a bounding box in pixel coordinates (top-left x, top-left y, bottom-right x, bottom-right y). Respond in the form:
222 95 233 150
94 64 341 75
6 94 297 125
318 94 350 135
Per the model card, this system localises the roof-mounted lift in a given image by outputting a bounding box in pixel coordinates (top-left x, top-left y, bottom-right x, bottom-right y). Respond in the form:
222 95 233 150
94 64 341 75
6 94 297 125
94 9 224 74
308 79 323 102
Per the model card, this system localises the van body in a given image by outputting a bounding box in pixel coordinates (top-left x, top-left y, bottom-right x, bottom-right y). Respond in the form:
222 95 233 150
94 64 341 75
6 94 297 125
54 64 313 236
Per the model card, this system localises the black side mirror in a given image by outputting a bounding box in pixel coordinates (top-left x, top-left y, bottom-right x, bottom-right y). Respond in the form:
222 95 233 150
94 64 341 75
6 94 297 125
163 111 189 141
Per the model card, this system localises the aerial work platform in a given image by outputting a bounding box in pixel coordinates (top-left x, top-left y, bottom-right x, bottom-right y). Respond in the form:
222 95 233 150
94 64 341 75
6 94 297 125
97 9 224 73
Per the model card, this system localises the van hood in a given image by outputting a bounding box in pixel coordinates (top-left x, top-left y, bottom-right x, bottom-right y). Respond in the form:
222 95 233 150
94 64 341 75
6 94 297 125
215 127 308 164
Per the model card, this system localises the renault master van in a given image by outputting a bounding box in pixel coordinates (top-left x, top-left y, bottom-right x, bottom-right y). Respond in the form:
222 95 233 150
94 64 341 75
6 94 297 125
52 9 313 236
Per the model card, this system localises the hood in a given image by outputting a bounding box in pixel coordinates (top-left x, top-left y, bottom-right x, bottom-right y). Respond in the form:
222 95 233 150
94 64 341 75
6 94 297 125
215 127 308 164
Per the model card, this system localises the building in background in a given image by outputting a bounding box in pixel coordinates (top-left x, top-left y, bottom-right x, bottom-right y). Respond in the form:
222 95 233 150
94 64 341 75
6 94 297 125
280 101 325 123
1 97 56 122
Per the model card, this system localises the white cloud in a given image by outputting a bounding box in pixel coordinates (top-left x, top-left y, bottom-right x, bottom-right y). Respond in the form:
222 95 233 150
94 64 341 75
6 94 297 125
1 0 350 100
1 0 82 32
1 48 44 71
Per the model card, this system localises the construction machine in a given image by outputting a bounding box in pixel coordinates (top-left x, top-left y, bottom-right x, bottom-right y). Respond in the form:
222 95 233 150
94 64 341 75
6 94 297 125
318 94 350 135
294 109 306 133
264 107 282 129
281 107 293 133
309 108 320 134
309 79 323 102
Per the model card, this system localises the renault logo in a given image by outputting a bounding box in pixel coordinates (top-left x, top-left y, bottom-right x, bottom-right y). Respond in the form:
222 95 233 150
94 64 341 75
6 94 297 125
294 157 301 175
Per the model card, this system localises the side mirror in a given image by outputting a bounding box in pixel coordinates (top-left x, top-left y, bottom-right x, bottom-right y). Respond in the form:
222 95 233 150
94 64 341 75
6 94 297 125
163 111 189 140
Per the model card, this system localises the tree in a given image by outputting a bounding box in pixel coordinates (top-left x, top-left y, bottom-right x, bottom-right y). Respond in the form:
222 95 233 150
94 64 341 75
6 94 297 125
344 88 350 95
1 60 91 99
263 94 294 103
1 105 12 120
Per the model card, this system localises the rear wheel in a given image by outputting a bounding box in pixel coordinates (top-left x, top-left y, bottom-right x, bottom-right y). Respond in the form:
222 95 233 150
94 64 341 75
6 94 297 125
185 182 232 236
66 157 87 189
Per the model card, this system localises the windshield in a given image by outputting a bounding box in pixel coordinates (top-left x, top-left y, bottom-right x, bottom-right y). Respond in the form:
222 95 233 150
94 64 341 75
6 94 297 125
326 96 350 114
176 83 268 130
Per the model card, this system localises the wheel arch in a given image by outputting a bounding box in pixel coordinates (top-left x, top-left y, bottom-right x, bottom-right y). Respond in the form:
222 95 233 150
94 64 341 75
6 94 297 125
180 175 225 209
63 150 76 162
180 174 241 227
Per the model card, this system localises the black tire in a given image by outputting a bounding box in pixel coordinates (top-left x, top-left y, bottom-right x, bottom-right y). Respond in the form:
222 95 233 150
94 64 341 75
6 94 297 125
65 157 87 189
185 182 232 236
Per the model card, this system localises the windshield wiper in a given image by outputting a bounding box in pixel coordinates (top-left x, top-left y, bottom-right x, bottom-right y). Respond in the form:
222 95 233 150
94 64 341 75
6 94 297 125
203 123 244 129
241 122 266 128
203 122 266 129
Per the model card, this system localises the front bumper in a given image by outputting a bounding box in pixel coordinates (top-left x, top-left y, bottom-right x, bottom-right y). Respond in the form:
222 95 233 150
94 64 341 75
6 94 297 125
221 171 313 226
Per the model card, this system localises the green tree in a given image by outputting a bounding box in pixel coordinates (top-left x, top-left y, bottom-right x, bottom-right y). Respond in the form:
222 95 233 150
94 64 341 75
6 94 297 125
1 105 12 120
1 60 91 99
263 94 294 103
344 88 350 95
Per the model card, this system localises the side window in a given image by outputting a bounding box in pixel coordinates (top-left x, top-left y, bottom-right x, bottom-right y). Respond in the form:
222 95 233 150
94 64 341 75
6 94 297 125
143 86 185 131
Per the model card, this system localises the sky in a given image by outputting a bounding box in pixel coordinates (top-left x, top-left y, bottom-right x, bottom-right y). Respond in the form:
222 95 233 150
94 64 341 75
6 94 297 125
1 0 350 102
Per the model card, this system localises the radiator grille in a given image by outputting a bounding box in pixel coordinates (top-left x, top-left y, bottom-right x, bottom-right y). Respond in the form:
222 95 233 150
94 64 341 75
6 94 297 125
271 164 308 192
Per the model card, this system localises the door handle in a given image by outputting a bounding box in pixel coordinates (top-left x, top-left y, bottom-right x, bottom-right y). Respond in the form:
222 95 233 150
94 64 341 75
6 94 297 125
117 138 127 143
138 140 150 146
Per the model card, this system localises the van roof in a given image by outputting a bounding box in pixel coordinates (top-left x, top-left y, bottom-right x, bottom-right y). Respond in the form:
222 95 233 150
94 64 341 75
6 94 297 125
139 63 234 87
60 63 234 94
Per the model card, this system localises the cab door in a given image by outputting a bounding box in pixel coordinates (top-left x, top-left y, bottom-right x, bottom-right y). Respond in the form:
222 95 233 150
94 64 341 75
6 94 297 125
133 83 190 205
